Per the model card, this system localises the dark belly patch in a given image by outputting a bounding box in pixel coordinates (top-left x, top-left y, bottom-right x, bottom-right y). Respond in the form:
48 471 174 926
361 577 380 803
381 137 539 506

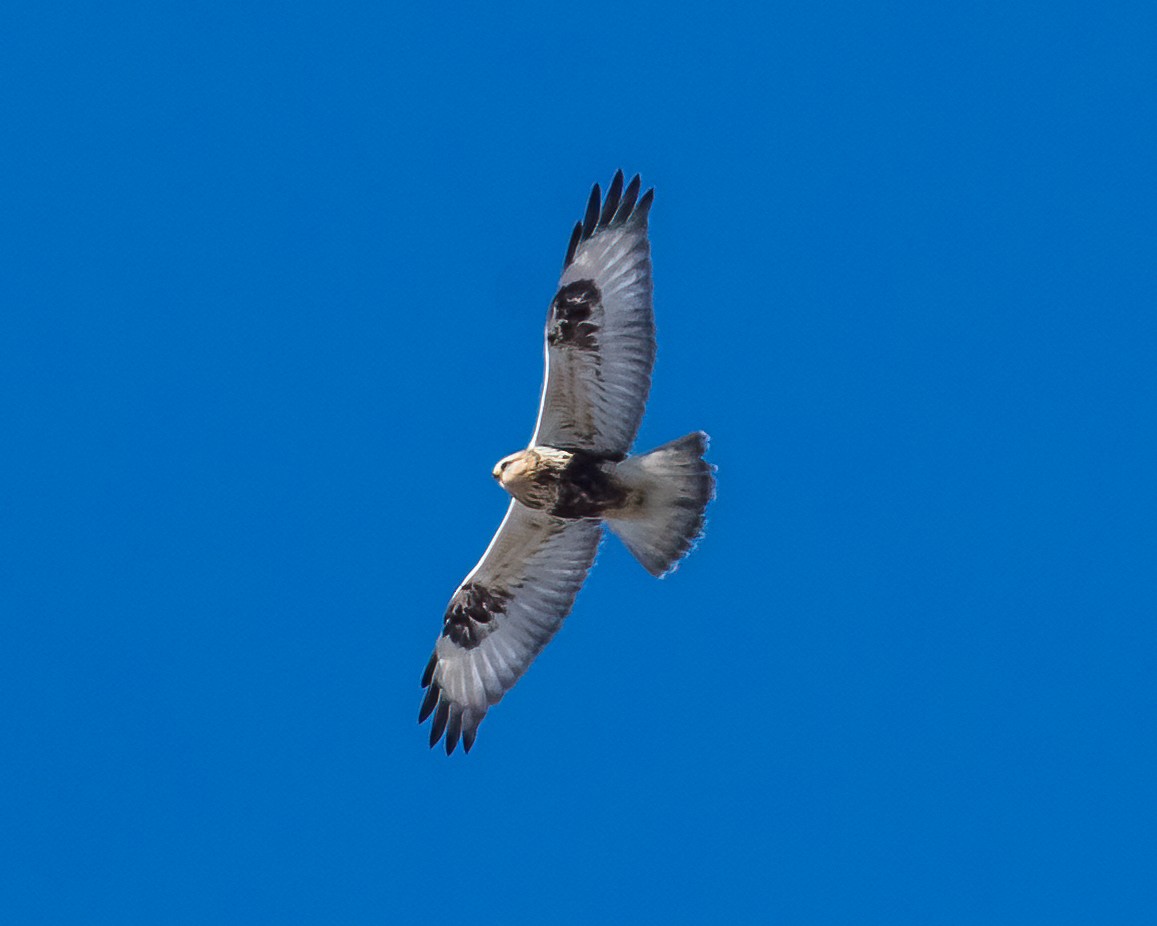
550 450 627 519
443 581 510 649
547 280 600 351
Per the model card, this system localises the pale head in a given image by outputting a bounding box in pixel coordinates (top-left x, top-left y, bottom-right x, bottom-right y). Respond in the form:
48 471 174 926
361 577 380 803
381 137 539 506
493 450 534 493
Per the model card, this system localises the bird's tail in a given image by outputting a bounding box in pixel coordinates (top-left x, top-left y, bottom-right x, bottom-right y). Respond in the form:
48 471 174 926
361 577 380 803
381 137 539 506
606 432 715 577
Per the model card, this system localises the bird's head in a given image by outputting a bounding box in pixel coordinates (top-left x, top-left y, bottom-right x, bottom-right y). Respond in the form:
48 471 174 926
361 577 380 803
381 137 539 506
493 450 534 492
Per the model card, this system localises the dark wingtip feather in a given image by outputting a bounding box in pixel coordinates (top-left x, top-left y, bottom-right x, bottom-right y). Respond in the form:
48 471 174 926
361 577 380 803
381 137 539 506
418 683 440 723
420 652 436 688
429 699 450 747
444 708 462 755
612 174 641 226
564 221 582 268
566 172 650 267
598 170 624 228
635 187 655 222
581 183 600 239
462 725 476 753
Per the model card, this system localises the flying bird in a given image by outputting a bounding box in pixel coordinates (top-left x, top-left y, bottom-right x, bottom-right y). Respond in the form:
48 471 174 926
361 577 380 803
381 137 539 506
418 171 715 753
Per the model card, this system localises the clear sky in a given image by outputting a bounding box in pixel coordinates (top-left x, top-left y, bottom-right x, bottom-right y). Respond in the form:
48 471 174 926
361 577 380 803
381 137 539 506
3 2 1155 922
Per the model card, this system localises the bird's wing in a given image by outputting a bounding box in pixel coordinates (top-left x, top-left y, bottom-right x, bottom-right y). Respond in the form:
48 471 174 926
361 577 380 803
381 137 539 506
531 171 656 458
419 501 602 753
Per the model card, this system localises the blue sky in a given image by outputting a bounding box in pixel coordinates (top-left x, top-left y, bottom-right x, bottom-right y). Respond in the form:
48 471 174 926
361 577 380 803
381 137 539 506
3 1 1155 922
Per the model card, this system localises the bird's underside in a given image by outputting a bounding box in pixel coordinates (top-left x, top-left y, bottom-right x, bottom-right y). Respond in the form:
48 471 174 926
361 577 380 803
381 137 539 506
418 172 715 754
493 446 632 519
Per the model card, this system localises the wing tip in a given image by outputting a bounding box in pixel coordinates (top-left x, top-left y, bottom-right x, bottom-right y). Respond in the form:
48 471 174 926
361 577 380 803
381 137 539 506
564 221 583 269
444 706 463 755
418 679 440 723
598 169 624 227
635 186 655 222
429 698 450 747
581 183 601 239
563 170 654 268
419 658 484 755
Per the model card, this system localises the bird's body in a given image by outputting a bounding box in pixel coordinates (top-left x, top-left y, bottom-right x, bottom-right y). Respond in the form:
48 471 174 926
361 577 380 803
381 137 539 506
418 172 715 753
494 446 632 519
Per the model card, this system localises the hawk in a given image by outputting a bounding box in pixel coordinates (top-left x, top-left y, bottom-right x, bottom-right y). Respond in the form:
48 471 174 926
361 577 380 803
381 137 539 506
418 171 715 753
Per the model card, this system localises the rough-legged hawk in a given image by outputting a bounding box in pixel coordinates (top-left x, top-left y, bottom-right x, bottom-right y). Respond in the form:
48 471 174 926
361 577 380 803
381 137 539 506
419 172 715 753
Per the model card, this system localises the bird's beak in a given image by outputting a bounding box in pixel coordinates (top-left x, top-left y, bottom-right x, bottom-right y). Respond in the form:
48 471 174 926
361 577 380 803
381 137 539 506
492 464 502 481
